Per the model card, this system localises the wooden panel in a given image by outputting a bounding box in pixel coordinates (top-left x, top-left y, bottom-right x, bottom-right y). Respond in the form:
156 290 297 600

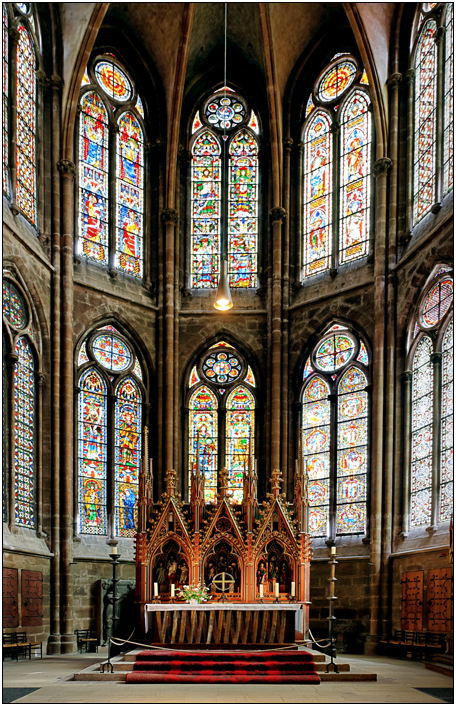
21 570 43 628
401 570 423 631
3 568 19 628
427 568 453 632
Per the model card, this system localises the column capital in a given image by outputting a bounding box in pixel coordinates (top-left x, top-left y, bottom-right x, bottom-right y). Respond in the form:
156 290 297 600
283 137 294 151
35 371 46 385
330 121 340 134
8 27 20 46
431 352 442 365
49 74 64 89
269 207 287 224
161 208 179 225
402 370 413 383
435 26 445 44
296 141 304 153
35 69 48 87
6 353 18 367
405 68 416 84
373 157 392 178
387 73 402 88
57 159 76 178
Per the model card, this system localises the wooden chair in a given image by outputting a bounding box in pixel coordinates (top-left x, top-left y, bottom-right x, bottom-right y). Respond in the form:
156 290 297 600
412 631 427 660
425 632 443 661
3 633 18 661
75 629 99 653
15 631 42 659
399 630 415 659
387 630 404 659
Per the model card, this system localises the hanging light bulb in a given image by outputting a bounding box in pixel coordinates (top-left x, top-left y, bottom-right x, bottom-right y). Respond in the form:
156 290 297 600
214 259 233 311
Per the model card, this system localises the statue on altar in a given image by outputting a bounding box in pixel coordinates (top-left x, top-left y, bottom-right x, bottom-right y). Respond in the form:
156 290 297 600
257 560 267 586
167 555 178 583
177 560 189 586
155 560 167 587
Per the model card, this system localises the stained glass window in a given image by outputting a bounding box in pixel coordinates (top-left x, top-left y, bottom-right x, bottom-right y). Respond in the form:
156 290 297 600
135 95 144 119
94 60 133 102
16 23 36 224
133 359 142 380
339 91 371 264
78 341 89 366
3 280 27 328
202 349 242 384
318 61 357 102
443 3 454 195
440 318 453 522
3 4 9 196
78 368 107 534
92 332 132 372
226 386 255 504
116 112 144 277
115 377 141 537
189 366 200 387
303 376 331 538
336 367 368 534
204 94 246 130
315 333 355 371
78 91 109 264
357 341 369 365
410 336 434 527
303 112 332 276
421 277 453 327
3 333 8 522
413 20 437 224
228 130 258 287
191 131 221 288
14 337 35 527
245 366 256 387
189 386 218 503
248 111 260 134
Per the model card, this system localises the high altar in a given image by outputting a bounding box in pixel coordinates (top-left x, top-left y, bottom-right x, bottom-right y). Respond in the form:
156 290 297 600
135 433 311 645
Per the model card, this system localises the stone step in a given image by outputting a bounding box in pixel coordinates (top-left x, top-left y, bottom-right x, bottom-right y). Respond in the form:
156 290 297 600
110 659 350 673
424 661 453 678
319 672 377 682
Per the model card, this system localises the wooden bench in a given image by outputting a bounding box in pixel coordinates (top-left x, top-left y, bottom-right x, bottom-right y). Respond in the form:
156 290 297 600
75 629 99 653
3 632 42 660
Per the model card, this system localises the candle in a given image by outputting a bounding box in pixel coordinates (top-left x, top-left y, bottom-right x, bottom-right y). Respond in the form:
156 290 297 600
291 582 295 597
154 582 158 597
259 584 263 598
111 545 117 555
330 546 336 555
171 584 175 597
274 581 279 597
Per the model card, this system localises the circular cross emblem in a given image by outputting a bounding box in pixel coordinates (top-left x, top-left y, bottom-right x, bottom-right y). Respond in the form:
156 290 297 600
212 572 235 593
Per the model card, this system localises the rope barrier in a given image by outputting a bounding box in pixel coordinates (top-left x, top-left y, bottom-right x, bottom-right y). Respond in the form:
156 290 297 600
106 634 299 655
308 628 336 650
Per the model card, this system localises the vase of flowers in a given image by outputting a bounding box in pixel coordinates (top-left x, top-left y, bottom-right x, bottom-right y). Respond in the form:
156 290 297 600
176 583 211 604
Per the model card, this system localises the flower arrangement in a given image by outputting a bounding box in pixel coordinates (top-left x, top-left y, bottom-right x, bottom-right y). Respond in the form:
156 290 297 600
176 583 211 604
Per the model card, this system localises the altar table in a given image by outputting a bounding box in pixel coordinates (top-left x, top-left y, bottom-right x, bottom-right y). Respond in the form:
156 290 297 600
144 603 303 646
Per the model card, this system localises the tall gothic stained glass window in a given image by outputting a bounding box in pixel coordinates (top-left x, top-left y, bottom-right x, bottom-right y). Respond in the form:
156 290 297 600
16 22 37 224
302 324 369 538
443 3 454 195
190 90 259 289
78 56 146 277
187 342 256 503
3 4 9 196
77 325 144 536
302 55 371 279
409 268 453 528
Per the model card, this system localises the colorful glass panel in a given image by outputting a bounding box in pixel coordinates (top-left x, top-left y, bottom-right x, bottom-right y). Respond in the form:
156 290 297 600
303 357 314 379
115 377 141 537
94 60 133 102
189 366 200 387
205 94 246 131
3 4 9 195
78 368 107 534
303 111 332 277
413 20 437 224
3 333 8 522
228 130 258 287
92 332 131 372
191 131 221 288
245 366 256 387
81 68 90 86
135 95 144 119
13 337 35 527
302 376 330 537
421 277 453 327
3 280 27 328
336 366 367 534
440 318 453 522
318 60 357 102
188 386 218 503
411 336 433 526
357 341 369 365
202 350 242 385
444 3 454 195
78 91 109 264
78 341 89 366
213 341 234 348
16 3 29 12
16 24 36 224
360 70 369 85
315 334 355 371
133 358 142 380
340 90 371 264
226 386 254 504
305 95 315 117
116 112 144 277
192 111 202 134
248 110 260 134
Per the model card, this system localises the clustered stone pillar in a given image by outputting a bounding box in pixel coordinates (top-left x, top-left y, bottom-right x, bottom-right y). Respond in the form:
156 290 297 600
269 207 286 472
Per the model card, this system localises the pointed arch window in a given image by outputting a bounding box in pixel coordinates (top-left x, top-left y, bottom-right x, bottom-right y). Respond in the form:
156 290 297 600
187 342 256 503
302 55 372 278
3 3 38 225
407 268 453 528
76 325 145 536
78 56 146 278
301 325 370 538
2 274 39 528
411 3 453 225
190 90 260 289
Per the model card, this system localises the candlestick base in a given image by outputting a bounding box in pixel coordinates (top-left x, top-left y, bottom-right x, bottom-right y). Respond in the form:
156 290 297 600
151 598 161 604
256 595 265 603
273 596 281 604
287 594 297 603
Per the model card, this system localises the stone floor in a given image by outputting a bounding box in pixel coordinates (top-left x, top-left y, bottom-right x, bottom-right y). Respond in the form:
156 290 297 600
2 650 453 704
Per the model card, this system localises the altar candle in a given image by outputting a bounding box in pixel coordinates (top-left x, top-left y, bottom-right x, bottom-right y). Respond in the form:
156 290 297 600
171 584 175 597
259 584 263 598
330 546 336 556
274 581 279 597
291 582 295 597
154 582 158 597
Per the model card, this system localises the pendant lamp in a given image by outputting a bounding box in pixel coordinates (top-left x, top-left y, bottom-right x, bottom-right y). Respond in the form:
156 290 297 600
214 259 233 311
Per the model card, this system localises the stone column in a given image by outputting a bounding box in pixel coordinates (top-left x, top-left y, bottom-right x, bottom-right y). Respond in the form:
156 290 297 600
282 138 293 494
57 158 77 654
405 69 415 236
8 27 20 214
269 207 286 471
430 352 442 527
35 70 48 241
161 208 178 479
365 157 391 655
48 73 63 655
295 141 304 284
401 371 413 534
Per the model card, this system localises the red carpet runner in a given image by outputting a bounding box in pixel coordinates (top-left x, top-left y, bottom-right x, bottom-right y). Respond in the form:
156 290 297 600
125 649 321 684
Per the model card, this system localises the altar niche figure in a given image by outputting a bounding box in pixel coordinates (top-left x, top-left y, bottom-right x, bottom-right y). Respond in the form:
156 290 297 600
268 553 279 590
177 560 189 587
205 561 216 587
229 559 239 591
167 554 178 583
217 552 228 574
155 560 167 588
256 560 267 587
279 558 290 592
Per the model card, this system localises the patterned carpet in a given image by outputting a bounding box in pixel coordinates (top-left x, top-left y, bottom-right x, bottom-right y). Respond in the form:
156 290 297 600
126 649 321 684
